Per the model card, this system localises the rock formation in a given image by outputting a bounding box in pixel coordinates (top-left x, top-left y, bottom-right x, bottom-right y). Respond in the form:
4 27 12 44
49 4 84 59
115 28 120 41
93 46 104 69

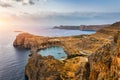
13 33 35 49
25 37 120 80
25 53 88 80
25 53 63 80
88 32 120 80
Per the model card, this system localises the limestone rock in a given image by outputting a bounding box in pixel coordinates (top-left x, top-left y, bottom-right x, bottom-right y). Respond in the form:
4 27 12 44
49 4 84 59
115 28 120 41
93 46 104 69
13 33 34 48
25 53 63 80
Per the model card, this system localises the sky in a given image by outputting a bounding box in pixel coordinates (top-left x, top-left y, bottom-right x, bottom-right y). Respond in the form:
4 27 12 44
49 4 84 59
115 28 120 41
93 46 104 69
0 0 120 27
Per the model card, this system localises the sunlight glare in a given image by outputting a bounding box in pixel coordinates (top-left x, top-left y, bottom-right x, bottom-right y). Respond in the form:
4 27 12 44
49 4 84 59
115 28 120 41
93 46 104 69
0 21 6 26
0 16 13 27
0 18 11 31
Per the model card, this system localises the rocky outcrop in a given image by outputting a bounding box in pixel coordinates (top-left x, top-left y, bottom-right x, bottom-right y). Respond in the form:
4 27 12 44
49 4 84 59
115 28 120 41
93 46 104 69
71 32 120 80
88 34 120 80
13 33 62 53
89 41 114 80
25 53 88 80
25 53 63 80
13 33 34 48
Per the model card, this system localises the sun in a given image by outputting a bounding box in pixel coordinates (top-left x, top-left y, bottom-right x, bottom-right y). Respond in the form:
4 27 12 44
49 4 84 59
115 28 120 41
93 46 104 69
0 21 8 28
0 21 4 27
0 18 10 27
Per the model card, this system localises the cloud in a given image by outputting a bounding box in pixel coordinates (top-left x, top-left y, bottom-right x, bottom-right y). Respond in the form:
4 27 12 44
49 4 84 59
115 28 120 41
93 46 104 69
2 10 120 26
13 12 120 26
0 0 54 8
19 0 35 5
1 0 52 4
0 2 12 7
0 0 38 6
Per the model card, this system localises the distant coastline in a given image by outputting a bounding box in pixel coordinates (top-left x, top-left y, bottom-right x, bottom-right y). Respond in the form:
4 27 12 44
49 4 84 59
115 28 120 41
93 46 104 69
53 24 110 31
14 30 23 33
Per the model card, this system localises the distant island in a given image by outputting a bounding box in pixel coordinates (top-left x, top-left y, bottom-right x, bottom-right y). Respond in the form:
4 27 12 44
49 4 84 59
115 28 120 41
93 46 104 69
53 24 110 31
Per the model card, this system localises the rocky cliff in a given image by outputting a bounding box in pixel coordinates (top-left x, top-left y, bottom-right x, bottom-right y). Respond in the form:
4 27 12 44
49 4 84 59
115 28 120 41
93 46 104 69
13 33 49 49
25 54 63 80
25 34 120 80
88 41 116 80
14 21 120 80
13 33 34 48
25 53 88 80
13 33 62 53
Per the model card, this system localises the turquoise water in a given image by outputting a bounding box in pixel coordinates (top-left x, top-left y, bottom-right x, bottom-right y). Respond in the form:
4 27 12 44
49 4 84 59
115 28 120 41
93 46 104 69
38 46 67 60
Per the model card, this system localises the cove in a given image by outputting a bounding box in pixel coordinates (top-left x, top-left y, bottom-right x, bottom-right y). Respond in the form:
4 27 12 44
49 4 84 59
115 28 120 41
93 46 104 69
38 46 67 60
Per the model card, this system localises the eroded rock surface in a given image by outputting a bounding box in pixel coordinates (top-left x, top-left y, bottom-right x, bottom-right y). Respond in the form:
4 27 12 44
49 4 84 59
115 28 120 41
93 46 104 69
25 53 88 80
25 53 63 80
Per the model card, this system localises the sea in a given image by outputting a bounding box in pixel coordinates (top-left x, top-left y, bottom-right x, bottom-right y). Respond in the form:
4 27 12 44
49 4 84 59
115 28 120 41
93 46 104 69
0 26 95 80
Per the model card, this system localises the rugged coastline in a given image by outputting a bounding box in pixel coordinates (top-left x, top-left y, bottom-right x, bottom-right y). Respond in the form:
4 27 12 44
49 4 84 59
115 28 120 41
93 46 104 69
13 21 120 80
53 24 110 31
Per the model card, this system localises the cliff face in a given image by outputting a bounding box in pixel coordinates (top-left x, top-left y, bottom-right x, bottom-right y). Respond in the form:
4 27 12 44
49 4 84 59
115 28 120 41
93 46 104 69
87 22 120 80
89 36 120 80
13 33 62 53
25 53 63 80
13 33 34 48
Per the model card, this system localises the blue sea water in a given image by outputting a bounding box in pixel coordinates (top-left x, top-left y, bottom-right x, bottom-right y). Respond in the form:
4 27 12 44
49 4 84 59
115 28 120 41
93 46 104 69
38 46 67 60
0 27 95 80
